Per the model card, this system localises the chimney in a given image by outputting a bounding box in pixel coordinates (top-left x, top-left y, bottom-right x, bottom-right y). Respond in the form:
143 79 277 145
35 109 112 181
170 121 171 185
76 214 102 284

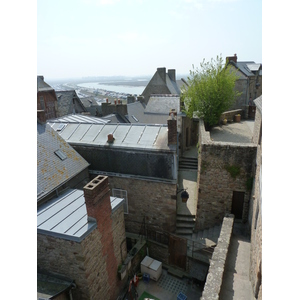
226 53 238 64
167 109 177 145
168 69 176 82
127 95 135 104
107 134 114 143
84 175 111 221
83 176 119 294
157 67 166 83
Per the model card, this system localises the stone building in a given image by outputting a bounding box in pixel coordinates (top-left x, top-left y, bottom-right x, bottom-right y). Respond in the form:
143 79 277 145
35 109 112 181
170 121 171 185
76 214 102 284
55 90 87 117
37 176 127 300
226 54 262 114
249 95 262 299
37 122 128 299
196 119 257 231
37 75 58 122
141 67 181 104
48 111 179 234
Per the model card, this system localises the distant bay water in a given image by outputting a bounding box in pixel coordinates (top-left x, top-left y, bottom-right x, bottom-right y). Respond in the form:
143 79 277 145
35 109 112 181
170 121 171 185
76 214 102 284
77 81 146 95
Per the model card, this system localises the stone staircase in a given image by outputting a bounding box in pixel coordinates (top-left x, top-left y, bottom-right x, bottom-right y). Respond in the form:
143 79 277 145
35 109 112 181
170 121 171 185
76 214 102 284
192 224 222 244
175 214 195 238
179 156 198 171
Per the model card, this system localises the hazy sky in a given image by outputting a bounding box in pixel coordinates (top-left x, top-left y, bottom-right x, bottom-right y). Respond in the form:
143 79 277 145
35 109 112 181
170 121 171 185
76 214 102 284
37 0 262 80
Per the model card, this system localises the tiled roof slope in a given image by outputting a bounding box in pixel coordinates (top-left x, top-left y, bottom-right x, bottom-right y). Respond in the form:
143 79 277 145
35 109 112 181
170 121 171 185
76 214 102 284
37 122 89 202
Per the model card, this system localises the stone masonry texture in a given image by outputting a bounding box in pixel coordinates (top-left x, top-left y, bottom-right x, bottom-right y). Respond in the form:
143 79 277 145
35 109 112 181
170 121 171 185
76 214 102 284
37 176 127 300
196 119 257 231
104 175 177 234
249 105 262 299
201 215 234 300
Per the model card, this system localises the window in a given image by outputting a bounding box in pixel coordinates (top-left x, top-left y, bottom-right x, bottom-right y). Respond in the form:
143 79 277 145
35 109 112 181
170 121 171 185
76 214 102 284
54 149 67 161
112 188 128 214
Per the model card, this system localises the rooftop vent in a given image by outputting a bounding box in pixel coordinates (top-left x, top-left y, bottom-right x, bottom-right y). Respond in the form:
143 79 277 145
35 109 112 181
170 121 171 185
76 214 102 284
54 149 67 160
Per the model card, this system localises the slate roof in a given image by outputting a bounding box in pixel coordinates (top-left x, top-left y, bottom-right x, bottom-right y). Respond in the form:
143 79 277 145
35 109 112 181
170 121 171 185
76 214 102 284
125 95 181 124
229 61 262 77
55 90 86 116
37 76 54 92
37 269 74 299
37 122 89 202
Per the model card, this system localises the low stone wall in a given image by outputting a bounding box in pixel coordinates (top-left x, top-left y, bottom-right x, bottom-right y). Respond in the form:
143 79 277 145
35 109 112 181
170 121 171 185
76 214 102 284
219 109 243 122
201 214 234 300
196 119 256 230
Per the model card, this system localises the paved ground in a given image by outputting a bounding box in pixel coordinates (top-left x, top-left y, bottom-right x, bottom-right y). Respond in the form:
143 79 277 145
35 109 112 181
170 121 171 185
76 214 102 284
177 146 198 216
210 120 255 143
219 222 255 300
136 269 203 300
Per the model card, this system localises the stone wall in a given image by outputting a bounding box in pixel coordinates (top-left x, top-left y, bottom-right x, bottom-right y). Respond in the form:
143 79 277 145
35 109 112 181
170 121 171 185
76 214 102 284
95 174 177 234
201 215 234 300
37 230 101 299
196 120 257 230
37 176 127 300
249 103 262 299
219 109 243 122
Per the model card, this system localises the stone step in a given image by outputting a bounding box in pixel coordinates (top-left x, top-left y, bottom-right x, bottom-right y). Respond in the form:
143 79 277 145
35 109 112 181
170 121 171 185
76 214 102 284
176 222 195 229
176 216 196 223
177 213 196 219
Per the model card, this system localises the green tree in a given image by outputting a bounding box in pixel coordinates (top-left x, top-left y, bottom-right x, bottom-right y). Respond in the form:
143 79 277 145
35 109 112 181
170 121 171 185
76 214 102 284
181 55 240 128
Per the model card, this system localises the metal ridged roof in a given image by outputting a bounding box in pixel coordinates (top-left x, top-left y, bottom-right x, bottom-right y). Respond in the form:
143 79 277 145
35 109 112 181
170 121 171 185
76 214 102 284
48 114 110 124
37 189 124 242
48 122 173 151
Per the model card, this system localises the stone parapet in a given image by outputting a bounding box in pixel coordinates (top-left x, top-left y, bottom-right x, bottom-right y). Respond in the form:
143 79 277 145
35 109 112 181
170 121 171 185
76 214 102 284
201 214 234 300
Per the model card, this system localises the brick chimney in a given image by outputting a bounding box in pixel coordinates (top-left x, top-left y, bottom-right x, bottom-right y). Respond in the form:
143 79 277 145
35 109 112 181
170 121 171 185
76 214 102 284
168 69 176 82
84 175 112 219
226 53 237 64
83 175 118 296
157 67 166 83
167 109 177 145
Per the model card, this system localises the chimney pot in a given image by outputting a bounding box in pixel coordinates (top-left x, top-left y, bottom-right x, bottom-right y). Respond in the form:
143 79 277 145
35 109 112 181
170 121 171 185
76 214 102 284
107 134 114 143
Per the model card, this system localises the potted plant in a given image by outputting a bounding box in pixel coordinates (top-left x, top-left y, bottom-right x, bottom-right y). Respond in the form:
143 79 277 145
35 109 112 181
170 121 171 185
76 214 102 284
234 114 241 122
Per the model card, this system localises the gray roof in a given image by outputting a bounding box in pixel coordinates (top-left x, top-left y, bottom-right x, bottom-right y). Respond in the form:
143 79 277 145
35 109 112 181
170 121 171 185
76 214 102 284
145 95 181 115
80 96 99 107
166 75 181 95
55 90 86 116
48 113 110 124
49 122 174 152
230 61 262 77
37 188 124 242
254 95 262 113
37 76 54 92
37 270 73 299
37 122 89 201
126 96 181 125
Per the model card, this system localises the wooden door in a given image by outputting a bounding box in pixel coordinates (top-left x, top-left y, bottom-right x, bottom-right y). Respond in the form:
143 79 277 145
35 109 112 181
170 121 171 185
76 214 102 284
231 191 245 219
168 234 187 270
